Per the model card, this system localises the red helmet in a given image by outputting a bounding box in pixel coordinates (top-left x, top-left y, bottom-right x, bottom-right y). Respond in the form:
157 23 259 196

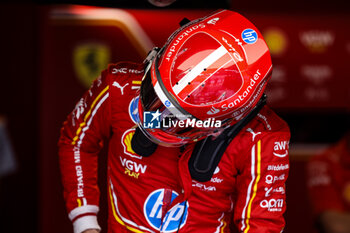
138 9 272 146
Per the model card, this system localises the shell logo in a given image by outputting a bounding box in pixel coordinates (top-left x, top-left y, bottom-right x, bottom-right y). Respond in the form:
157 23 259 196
121 129 142 159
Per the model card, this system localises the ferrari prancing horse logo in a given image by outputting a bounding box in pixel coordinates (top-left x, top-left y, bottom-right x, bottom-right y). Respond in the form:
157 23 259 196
73 43 110 88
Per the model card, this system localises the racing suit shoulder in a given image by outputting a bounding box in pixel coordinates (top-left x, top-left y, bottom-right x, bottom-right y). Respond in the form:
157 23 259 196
105 62 144 126
229 105 290 232
105 62 144 98
107 62 144 83
250 105 290 135
228 105 290 160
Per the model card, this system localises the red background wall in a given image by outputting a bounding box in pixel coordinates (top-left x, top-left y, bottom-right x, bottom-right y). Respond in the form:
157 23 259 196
1 2 349 233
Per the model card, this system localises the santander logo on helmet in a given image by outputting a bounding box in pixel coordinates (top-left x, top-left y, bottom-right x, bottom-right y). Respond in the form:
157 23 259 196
151 9 272 127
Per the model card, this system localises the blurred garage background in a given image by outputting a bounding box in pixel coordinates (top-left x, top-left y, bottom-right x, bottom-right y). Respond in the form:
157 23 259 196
0 0 349 232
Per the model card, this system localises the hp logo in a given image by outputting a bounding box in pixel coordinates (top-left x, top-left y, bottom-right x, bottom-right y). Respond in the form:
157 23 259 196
143 189 188 232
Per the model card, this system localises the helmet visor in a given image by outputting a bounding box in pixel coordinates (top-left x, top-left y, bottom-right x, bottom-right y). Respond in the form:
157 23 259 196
138 66 224 146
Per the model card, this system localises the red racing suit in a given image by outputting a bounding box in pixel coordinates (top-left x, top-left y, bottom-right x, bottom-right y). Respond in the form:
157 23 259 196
59 62 290 233
307 136 350 217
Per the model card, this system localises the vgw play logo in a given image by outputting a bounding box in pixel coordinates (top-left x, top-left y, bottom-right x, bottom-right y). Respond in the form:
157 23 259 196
143 189 188 232
143 110 221 129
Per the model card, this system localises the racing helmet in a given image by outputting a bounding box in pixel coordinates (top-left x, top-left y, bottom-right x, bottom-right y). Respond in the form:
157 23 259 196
138 9 272 146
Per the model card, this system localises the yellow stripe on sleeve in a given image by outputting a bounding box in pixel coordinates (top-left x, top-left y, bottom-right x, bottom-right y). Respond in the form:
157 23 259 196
220 220 227 233
71 86 109 145
77 198 82 207
244 140 261 233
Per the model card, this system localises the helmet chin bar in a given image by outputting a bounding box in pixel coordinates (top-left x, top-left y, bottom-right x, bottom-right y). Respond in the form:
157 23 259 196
131 93 267 183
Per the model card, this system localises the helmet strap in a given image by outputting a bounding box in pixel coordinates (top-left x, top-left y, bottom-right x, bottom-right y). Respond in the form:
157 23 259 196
143 47 160 64
179 17 190 26
188 94 267 182
131 126 158 157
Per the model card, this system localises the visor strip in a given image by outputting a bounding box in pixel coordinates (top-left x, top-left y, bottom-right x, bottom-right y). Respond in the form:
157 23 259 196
154 82 188 120
173 45 227 95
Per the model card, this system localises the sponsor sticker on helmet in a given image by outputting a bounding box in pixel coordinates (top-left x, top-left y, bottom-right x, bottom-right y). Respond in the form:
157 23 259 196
165 100 171 107
207 106 220 115
242 29 258 44
144 189 188 232
207 17 219 25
